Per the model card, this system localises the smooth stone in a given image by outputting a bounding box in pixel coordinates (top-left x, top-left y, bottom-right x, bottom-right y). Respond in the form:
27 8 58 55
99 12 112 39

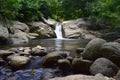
101 42 120 67
9 56 30 69
30 47 47 56
82 38 106 60
43 52 63 67
0 50 14 59
90 58 119 77
72 58 92 74
58 59 71 71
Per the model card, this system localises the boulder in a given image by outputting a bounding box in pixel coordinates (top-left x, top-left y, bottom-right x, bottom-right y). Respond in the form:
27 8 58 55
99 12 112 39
50 73 115 80
12 21 29 32
28 21 55 38
43 52 64 67
58 59 71 71
30 47 47 56
90 58 119 77
72 58 92 74
10 30 29 44
101 42 120 66
82 38 106 60
62 18 94 38
40 72 55 80
0 50 14 59
9 56 30 68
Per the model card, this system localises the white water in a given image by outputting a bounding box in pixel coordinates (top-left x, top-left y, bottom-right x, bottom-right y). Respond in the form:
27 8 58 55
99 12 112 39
54 23 63 39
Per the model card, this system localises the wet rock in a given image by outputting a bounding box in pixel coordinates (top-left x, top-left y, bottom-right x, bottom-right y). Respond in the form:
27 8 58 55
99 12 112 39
101 42 120 67
50 73 115 80
58 59 71 71
72 58 92 74
30 47 47 56
9 48 20 53
43 52 64 67
40 72 55 80
9 56 30 69
82 38 106 60
90 58 119 77
0 50 14 59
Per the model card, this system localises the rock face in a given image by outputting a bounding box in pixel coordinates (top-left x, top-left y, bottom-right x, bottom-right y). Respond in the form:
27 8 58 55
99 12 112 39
90 58 119 77
0 14 12 45
9 56 30 68
28 21 55 38
10 30 29 44
62 18 96 38
82 38 106 60
12 21 29 32
72 58 92 74
101 42 120 67
50 73 115 80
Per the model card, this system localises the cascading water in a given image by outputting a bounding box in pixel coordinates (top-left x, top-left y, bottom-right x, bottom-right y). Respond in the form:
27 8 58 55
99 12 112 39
54 23 63 39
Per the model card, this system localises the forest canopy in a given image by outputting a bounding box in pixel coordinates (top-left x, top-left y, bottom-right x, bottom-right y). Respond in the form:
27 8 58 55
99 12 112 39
0 0 120 30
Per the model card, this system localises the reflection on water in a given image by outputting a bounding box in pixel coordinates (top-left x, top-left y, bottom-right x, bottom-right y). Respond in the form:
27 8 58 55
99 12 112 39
29 38 89 50
0 38 89 50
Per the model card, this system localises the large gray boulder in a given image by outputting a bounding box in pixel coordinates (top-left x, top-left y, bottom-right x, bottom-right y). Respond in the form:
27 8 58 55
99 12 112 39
62 18 96 38
90 58 119 77
82 38 106 60
28 21 55 38
101 42 120 66
50 73 115 80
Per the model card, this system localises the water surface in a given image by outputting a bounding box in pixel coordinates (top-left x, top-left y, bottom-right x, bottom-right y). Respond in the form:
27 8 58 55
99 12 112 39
0 38 89 50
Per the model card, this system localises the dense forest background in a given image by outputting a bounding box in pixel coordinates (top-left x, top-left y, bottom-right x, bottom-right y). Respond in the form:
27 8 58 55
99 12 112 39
0 0 120 31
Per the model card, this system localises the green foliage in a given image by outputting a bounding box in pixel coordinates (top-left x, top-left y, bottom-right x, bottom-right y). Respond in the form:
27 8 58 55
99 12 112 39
0 0 120 30
17 0 42 21
85 0 120 28
0 0 22 19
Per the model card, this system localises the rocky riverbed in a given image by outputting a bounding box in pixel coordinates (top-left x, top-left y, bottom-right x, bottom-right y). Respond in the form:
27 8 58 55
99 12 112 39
0 38 120 80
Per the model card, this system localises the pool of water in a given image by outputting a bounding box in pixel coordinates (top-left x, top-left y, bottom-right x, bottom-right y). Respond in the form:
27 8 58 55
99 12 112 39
0 38 89 50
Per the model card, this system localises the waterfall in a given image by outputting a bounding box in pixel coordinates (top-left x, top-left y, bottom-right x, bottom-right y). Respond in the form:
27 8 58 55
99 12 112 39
54 23 63 39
